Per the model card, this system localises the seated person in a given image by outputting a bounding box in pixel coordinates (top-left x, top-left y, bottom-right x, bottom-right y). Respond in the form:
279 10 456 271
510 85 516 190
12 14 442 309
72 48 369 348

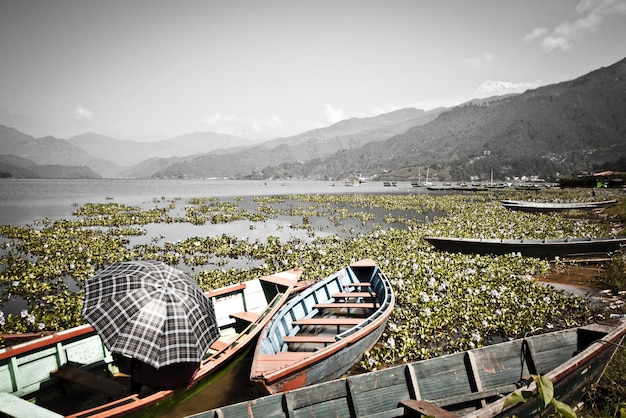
131 359 200 392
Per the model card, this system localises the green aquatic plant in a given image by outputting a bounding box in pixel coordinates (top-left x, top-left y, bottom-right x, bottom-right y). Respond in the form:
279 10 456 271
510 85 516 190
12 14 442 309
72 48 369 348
504 374 577 418
0 189 622 366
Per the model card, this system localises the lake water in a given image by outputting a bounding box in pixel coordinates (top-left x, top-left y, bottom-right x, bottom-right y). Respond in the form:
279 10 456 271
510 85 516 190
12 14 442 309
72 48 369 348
0 178 423 225
0 179 603 416
0 178 427 416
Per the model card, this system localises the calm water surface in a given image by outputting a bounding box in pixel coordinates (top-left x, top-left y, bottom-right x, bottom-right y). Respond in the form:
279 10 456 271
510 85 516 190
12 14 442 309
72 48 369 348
0 178 420 225
1 179 426 416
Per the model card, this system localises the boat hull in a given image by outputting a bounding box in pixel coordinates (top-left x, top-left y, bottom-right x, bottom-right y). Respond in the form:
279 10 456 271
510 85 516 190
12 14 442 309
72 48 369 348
424 236 626 259
501 199 617 212
192 320 626 418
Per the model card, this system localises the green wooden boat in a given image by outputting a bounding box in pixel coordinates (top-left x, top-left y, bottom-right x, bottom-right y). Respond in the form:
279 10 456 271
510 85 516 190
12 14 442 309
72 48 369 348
190 319 626 418
0 268 303 418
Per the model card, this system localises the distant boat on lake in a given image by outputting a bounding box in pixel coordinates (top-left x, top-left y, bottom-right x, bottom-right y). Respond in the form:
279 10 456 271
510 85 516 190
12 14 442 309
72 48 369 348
501 199 617 212
423 235 626 259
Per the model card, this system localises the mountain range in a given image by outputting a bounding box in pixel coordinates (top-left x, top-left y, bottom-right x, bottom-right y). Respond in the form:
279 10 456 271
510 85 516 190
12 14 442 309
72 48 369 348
1 57 625 182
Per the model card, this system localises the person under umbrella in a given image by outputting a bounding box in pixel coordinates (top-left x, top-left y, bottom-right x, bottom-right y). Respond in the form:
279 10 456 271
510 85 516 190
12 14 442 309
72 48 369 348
82 260 219 391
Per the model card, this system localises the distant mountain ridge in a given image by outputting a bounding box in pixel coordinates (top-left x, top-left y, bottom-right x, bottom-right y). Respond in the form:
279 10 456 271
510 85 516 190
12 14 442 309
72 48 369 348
149 108 442 179
252 58 626 181
1 57 625 180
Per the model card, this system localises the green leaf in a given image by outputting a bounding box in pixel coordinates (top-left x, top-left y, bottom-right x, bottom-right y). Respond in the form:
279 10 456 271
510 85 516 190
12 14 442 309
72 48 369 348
551 398 577 418
535 374 554 407
503 389 534 410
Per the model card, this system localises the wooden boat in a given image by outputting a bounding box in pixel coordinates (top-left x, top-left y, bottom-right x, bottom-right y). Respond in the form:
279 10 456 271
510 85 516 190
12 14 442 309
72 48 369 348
249 258 394 394
501 199 617 212
0 268 304 418
190 319 626 418
423 236 626 259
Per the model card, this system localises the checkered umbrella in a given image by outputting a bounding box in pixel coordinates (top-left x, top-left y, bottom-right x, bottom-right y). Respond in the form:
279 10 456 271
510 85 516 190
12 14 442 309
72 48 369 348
82 260 219 369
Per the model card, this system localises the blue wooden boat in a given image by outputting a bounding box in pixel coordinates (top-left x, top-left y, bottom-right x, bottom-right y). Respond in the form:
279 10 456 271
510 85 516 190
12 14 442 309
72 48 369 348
249 258 394 394
189 319 626 418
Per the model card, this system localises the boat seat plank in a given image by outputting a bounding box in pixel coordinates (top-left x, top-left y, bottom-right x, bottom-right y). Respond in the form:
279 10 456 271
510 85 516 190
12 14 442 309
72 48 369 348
258 352 312 361
51 367 128 400
314 302 378 309
293 318 364 326
436 384 518 407
255 352 312 372
209 339 228 352
0 392 64 418
361 408 406 418
230 311 261 323
206 283 246 299
331 292 376 298
282 335 337 344
399 399 458 417
344 282 371 288
260 274 298 287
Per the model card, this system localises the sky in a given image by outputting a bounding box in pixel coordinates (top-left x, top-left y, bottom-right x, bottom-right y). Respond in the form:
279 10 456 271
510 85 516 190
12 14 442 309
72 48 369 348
1 0 625 142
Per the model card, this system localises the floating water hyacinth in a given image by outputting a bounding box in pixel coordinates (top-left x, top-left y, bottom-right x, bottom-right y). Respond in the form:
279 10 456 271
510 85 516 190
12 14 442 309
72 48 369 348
0 188 623 371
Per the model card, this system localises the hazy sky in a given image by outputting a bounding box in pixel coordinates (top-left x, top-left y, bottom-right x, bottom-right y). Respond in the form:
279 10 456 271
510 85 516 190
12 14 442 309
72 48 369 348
1 0 625 141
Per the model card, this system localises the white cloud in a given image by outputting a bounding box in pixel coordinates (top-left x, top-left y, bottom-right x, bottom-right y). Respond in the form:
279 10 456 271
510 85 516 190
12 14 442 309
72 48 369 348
474 80 539 97
202 112 284 139
527 0 626 52
323 104 345 124
523 27 548 42
74 106 94 120
464 53 495 71
370 104 401 116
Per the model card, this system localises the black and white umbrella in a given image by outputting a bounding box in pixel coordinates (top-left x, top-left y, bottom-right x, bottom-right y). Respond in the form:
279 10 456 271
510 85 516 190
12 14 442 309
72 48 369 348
82 260 219 369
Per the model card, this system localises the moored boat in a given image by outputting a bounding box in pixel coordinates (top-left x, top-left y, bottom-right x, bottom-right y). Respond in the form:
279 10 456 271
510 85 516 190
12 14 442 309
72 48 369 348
249 258 394 394
189 319 626 418
501 199 617 212
0 268 303 418
423 236 626 259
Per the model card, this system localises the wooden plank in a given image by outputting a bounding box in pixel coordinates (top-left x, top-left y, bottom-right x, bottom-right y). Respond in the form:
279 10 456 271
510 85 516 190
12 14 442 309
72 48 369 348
399 399 458 417
260 274 298 288
0 392 64 418
314 302 377 309
465 351 486 408
293 318 363 326
362 408 406 418
344 282 371 288
51 367 128 400
436 384 518 407
209 339 228 352
282 335 337 344
230 310 261 323
331 292 376 298
258 352 312 361
405 363 421 400
206 283 246 298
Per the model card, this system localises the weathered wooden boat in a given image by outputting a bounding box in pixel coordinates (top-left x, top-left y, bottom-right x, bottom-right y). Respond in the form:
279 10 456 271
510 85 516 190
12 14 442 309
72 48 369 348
501 199 617 212
0 268 304 418
249 258 394 395
190 319 626 418
423 236 626 259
